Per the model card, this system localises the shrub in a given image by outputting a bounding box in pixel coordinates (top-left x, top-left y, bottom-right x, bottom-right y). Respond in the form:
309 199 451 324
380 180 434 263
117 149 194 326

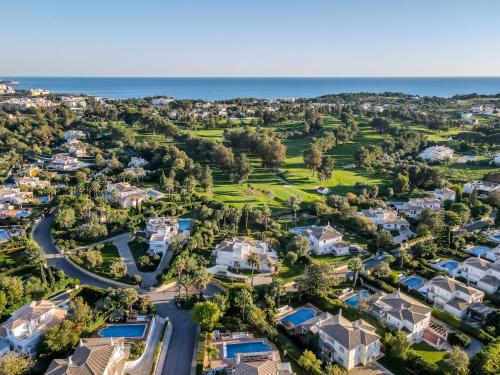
448 332 472 348
133 275 142 284
432 309 493 344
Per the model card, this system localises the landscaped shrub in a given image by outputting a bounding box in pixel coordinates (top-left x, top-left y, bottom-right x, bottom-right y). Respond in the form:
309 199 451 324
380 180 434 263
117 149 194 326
432 309 493 344
470 337 500 375
448 332 472 348
406 352 440 375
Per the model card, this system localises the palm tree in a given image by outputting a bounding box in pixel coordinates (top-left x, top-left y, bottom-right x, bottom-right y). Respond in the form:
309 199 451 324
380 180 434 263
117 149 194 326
288 196 302 222
242 204 252 231
206 343 219 369
270 278 286 306
261 205 272 230
348 257 364 287
247 253 261 286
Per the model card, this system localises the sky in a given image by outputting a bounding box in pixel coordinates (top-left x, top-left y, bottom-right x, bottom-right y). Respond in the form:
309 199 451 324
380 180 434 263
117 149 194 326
2 0 500 77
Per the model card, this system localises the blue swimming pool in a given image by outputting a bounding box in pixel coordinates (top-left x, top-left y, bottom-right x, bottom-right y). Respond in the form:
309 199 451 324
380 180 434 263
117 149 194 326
16 211 30 218
0 230 9 241
403 276 424 289
226 341 272 359
470 246 490 256
441 261 458 271
280 307 316 326
494 234 500 241
345 290 369 308
38 197 49 203
179 218 192 231
98 324 146 338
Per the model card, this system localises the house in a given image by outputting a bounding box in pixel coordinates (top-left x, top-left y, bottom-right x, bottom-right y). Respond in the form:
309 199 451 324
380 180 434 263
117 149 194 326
146 217 180 255
468 119 479 125
427 276 484 318
492 155 500 167
151 97 174 106
0 187 33 205
483 106 495 115
460 257 500 294
463 180 500 195
123 167 146 177
393 198 441 219
461 112 472 119
213 238 279 273
466 302 498 325
64 130 86 142
128 157 148 168
45 338 127 375
358 208 410 231
0 84 15 94
0 204 31 219
48 155 88 171
419 146 454 161
15 177 50 189
66 139 88 157
368 291 431 342
299 310 381 370
291 224 350 256
471 105 483 113
107 182 149 208
61 96 87 109
317 187 330 195
0 300 67 355
233 360 294 375
432 188 456 202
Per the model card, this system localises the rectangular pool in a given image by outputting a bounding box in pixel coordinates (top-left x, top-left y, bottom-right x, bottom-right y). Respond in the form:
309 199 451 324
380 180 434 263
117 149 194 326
470 246 490 256
179 218 192 231
344 290 369 308
440 261 458 272
98 324 147 338
279 307 316 327
225 341 272 359
402 276 424 289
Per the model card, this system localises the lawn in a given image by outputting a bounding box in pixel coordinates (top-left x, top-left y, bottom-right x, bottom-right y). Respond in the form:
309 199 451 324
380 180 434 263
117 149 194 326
95 244 122 275
412 341 448 366
0 250 25 272
128 238 160 272
310 253 355 264
278 261 306 282
377 356 414 375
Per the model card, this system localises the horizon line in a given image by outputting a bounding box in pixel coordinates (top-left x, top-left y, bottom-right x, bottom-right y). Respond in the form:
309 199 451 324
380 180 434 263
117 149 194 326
2 75 500 79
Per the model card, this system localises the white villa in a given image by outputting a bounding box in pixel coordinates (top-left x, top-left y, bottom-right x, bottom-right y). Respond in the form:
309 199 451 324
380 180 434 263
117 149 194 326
369 291 431 342
461 112 472 119
299 311 381 370
61 96 87 110
67 139 88 158
460 257 500 294
45 338 127 375
0 187 33 205
213 238 279 273
15 176 50 189
146 217 186 255
128 156 148 168
471 105 483 113
427 276 484 318
432 188 456 202
47 155 89 171
394 198 441 219
463 180 500 195
64 130 86 142
419 146 454 161
291 224 350 256
358 208 410 231
0 300 67 355
107 182 148 208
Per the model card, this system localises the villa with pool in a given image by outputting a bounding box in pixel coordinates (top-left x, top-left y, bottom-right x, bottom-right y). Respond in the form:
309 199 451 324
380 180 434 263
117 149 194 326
459 257 500 294
146 216 192 255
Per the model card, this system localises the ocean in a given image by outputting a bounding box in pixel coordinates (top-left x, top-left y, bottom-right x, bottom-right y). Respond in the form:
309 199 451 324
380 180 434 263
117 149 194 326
2 77 500 100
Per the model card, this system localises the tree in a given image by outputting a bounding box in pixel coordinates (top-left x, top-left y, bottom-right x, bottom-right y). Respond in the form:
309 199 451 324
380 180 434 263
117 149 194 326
260 139 286 172
70 297 93 328
298 350 321 374
325 363 347 375
303 144 322 176
394 173 410 193
85 250 103 269
296 262 340 298
231 153 253 183
270 279 286 305
24 242 45 267
285 251 298 265
348 257 365 286
0 354 33 375
288 196 302 222
247 253 261 286
233 289 253 322
55 207 76 229
317 156 334 182
412 241 438 260
206 343 219 368
447 346 469 375
442 211 462 247
242 204 252 231
261 205 272 230
372 262 392 278
385 330 411 360
192 301 220 332
213 144 234 170
470 337 500 375
109 259 127 278
287 236 310 258
38 320 80 358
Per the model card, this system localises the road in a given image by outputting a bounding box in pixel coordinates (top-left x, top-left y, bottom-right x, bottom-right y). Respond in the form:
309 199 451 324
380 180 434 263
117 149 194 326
32 214 207 375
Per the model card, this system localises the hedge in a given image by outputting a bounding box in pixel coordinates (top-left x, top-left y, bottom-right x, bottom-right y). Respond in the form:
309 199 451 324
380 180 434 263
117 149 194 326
431 309 493 344
195 332 207 375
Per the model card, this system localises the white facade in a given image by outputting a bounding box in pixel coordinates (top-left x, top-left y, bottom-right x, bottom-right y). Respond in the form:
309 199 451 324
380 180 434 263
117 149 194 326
146 217 185 255
395 198 441 218
471 105 483 113
460 257 500 294
64 130 86 142
0 187 33 205
463 180 500 195
48 155 89 171
15 177 50 189
358 208 409 230
432 188 456 202
419 146 454 161
213 238 279 273
128 157 148 168
291 224 350 256
107 182 148 208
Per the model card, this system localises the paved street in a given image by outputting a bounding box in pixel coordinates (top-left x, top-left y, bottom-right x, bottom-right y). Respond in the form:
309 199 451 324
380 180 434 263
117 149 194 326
32 214 214 375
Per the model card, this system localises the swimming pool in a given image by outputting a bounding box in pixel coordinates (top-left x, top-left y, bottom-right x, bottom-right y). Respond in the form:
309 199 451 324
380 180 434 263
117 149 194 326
470 246 490 256
280 307 316 326
344 290 369 308
98 324 147 338
403 276 424 289
225 341 272 359
16 211 30 218
179 218 192 231
38 197 49 203
0 230 9 241
440 261 458 272
494 234 500 241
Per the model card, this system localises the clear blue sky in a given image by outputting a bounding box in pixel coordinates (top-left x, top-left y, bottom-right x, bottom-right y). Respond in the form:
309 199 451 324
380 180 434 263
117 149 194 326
2 0 499 77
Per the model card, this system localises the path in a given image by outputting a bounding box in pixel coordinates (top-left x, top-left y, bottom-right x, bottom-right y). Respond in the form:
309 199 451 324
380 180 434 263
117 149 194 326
113 233 173 288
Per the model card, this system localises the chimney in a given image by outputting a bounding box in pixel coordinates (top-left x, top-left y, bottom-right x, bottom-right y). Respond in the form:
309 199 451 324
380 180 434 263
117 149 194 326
68 356 72 366
338 308 342 317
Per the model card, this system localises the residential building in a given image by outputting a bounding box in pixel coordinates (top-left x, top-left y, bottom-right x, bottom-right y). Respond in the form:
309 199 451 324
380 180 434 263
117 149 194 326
64 130 86 142
146 217 181 255
483 106 495 115
394 198 441 218
492 155 500 167
151 97 174 106
0 203 31 219
15 177 50 189
369 291 431 342
0 97 56 111
432 188 456 202
47 155 88 171
107 182 148 208
61 96 87 109
123 166 146 177
291 224 350 256
29 89 50 96
300 311 381 370
128 157 148 168
358 208 410 230
67 139 88 157
471 105 483 113
461 112 472 119
427 276 484 318
419 146 454 161
213 238 279 273
45 338 127 375
0 187 33 205
463 180 500 195
0 84 15 94
233 360 294 375
0 300 67 355
460 257 500 294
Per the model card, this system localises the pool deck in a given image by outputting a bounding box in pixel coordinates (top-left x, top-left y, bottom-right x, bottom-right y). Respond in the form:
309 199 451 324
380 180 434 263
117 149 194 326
275 303 321 323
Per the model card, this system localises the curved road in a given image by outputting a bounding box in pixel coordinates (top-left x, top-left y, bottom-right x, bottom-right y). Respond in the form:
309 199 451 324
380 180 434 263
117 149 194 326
33 214 203 375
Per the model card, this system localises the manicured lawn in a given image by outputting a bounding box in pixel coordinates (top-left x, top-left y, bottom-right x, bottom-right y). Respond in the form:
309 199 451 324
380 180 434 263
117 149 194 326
412 341 448 366
310 253 355 264
0 250 24 268
278 261 306 282
378 356 414 375
95 244 122 274
128 239 160 272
